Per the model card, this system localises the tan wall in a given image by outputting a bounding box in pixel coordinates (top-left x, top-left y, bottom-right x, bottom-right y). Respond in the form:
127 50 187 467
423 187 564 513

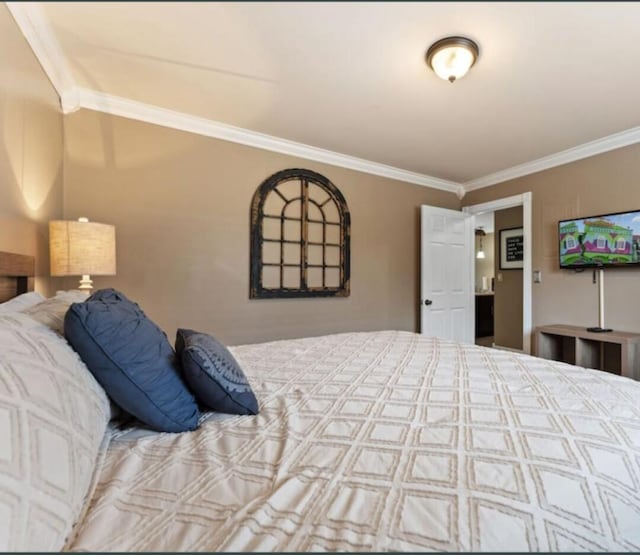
3 0 640 345
494 207 523 349
474 232 494 292
62 110 459 345
464 143 640 335
0 5 63 295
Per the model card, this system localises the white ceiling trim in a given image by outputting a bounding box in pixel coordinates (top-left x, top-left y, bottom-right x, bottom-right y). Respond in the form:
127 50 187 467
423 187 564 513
76 87 464 196
5 1 462 196
464 126 640 192
9 1 640 197
6 1 80 113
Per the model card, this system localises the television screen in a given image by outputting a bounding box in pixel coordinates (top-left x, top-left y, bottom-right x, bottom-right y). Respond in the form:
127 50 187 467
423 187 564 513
559 209 640 268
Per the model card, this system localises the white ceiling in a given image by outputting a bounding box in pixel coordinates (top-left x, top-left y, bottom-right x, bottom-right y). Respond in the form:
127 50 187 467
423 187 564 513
23 2 640 186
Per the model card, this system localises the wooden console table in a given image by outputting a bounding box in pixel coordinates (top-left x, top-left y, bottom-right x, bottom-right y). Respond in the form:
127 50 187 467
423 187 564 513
534 324 640 381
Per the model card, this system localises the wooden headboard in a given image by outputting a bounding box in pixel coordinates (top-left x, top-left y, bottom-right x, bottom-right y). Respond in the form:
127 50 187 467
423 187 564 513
0 251 35 302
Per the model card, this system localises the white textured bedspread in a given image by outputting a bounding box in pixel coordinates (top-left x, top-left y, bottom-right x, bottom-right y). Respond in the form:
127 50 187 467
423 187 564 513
69 331 640 551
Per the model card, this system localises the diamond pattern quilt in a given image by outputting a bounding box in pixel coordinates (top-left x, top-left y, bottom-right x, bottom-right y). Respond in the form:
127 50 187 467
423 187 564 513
0 313 110 551
68 331 640 551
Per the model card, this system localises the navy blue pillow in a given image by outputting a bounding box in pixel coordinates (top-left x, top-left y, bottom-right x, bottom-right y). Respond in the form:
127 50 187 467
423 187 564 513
176 328 258 415
65 289 199 432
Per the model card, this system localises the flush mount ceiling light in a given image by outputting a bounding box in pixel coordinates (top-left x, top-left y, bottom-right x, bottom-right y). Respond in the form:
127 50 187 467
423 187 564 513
426 36 479 83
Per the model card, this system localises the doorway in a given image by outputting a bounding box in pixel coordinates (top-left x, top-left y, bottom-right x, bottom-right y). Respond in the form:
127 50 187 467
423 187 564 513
474 213 495 348
462 192 532 354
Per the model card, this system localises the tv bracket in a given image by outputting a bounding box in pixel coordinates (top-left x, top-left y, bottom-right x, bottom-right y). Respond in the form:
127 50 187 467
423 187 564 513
586 267 613 333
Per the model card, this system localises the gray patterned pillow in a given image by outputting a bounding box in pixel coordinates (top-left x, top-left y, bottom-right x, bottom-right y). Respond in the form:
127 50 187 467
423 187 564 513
0 313 110 550
176 328 259 415
0 291 45 313
22 290 88 335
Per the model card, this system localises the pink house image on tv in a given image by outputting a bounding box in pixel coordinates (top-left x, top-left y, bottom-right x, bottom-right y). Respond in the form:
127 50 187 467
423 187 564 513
560 218 634 264
582 219 633 255
559 221 581 255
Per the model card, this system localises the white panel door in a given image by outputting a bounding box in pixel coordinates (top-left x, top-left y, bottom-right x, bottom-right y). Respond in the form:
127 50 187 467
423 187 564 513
420 205 474 343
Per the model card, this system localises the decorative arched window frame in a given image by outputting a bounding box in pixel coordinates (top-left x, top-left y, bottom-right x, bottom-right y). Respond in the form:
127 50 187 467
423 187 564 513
250 168 350 298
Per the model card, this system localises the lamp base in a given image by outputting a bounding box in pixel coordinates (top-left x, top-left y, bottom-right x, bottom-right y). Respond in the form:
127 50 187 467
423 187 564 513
78 274 93 292
586 326 613 333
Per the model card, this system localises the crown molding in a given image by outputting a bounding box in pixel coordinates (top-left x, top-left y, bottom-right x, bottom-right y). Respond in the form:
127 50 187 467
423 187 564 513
8 3 640 195
75 88 462 194
75 87 640 198
6 1 80 113
463 126 640 192
2 0 461 194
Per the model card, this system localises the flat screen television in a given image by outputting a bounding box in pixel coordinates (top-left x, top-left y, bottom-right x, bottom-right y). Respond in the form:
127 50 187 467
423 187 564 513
559 209 640 268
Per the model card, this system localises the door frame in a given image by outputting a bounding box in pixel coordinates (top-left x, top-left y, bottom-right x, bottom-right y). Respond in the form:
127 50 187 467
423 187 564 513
462 192 533 354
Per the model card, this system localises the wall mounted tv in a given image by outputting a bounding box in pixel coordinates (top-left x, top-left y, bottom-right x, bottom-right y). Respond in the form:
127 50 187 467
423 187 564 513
559 209 640 269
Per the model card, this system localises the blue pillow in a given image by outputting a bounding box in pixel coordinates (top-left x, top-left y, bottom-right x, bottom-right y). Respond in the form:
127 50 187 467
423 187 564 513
65 289 199 432
176 329 259 415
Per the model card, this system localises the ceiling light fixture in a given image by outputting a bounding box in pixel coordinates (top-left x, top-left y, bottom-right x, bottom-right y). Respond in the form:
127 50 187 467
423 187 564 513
426 36 479 83
475 227 486 259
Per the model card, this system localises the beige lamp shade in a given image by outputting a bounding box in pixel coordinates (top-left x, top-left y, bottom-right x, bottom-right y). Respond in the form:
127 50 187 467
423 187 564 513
49 219 116 277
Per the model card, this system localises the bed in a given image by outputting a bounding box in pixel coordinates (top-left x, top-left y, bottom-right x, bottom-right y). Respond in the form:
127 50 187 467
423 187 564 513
1 252 639 552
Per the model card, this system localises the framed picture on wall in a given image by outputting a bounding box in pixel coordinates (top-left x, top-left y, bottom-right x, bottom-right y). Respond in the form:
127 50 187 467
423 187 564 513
500 227 524 270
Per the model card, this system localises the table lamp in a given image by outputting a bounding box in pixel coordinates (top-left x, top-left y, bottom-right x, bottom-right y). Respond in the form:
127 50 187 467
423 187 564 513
49 217 116 292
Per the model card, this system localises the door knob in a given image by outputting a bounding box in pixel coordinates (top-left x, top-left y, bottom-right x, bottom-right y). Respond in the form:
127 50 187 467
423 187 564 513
424 299 433 306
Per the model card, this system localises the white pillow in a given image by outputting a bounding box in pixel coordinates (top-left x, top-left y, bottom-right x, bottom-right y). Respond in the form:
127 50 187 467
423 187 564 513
52 290 90 303
0 291 45 313
21 290 88 335
0 313 110 551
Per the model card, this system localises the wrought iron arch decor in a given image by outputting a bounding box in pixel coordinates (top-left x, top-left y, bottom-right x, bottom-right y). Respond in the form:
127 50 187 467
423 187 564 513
250 168 350 298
